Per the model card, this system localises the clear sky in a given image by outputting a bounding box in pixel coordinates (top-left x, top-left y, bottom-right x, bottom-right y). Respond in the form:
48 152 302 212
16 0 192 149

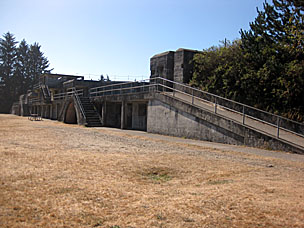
1 0 265 81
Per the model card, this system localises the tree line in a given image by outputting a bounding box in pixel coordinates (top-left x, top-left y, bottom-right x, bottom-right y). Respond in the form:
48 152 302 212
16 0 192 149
0 32 51 113
190 0 304 122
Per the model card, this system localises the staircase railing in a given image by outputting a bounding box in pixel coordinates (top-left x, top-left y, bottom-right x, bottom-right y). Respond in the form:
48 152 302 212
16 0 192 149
72 87 86 122
40 85 51 101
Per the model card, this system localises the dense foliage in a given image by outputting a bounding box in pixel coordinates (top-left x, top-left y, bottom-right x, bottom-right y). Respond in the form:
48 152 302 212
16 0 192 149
190 0 304 122
0 32 51 113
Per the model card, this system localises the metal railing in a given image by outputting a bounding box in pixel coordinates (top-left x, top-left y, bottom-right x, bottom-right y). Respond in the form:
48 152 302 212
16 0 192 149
88 77 304 142
72 87 86 122
53 89 83 100
29 89 84 103
152 77 304 140
89 80 151 97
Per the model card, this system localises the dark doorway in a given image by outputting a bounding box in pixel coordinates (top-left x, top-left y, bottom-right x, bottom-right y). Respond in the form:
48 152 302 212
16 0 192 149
126 103 133 129
105 102 121 128
65 102 77 124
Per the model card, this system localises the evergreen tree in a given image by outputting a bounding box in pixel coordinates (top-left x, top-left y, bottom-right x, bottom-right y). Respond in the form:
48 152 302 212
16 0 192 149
13 39 30 96
240 0 304 120
28 42 51 84
0 32 17 112
191 0 304 121
0 32 52 113
191 40 247 102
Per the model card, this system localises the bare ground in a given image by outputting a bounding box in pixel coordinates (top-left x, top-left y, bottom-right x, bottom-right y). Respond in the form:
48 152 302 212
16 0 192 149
0 114 303 228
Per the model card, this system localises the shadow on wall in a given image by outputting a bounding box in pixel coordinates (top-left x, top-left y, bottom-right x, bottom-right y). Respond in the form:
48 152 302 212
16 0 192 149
65 102 77 124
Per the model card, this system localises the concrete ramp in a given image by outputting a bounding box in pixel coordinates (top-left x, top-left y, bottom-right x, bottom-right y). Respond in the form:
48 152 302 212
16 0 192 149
147 86 304 154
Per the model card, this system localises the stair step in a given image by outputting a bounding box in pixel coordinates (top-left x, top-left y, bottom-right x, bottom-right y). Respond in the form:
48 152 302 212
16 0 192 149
78 96 102 127
86 117 100 121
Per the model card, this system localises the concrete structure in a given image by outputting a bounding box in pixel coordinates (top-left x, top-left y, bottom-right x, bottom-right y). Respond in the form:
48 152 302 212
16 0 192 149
150 48 201 83
11 50 304 154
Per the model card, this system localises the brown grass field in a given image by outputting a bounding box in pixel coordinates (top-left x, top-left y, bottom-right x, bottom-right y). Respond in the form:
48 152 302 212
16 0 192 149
0 114 304 228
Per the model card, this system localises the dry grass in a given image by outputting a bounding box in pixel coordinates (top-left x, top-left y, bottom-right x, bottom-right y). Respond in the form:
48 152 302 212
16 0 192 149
0 114 304 228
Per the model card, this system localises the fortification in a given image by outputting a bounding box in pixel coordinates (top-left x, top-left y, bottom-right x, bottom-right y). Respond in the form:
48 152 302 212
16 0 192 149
150 48 201 83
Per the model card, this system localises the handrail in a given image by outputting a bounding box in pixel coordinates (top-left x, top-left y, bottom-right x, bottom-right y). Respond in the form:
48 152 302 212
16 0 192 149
53 89 83 100
89 80 151 97
72 87 86 121
88 76 304 140
152 77 304 139
155 77 302 125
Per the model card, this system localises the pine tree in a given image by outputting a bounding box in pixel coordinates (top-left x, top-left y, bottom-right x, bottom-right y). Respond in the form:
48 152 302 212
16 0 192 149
0 32 18 113
13 39 30 96
0 32 52 113
28 42 51 85
240 0 304 120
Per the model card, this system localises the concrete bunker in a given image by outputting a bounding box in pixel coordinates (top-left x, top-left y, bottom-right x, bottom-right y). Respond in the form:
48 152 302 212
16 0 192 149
98 100 148 131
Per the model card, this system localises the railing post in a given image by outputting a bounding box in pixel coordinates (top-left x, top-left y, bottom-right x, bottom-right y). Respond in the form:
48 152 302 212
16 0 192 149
242 106 245 125
192 90 194 105
277 116 280 138
214 98 217 114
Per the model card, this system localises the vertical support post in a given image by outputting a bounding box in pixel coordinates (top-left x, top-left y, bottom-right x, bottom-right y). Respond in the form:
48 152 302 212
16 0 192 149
121 100 126 129
173 85 175 97
55 104 58 119
192 90 194 105
277 116 280 138
102 101 106 126
214 98 217 114
242 106 245 125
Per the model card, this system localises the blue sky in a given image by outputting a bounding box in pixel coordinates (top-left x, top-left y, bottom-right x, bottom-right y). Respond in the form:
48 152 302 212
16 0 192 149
1 0 265 81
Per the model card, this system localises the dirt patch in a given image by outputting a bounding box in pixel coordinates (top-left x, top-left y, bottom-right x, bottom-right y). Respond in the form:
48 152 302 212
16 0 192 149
0 114 304 228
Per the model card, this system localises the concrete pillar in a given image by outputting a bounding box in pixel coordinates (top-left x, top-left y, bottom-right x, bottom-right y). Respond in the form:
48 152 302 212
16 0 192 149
102 101 106 126
50 105 52 119
55 104 58 119
121 100 126 129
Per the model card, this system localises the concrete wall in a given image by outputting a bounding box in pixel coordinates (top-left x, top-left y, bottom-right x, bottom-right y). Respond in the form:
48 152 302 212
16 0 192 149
150 48 200 84
147 94 303 154
173 49 198 83
147 99 244 145
150 51 175 80
131 102 147 131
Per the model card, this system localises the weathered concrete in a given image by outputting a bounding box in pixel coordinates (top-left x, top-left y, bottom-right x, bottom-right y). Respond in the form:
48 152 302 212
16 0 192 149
150 51 175 80
147 93 304 154
92 94 149 131
150 48 201 84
